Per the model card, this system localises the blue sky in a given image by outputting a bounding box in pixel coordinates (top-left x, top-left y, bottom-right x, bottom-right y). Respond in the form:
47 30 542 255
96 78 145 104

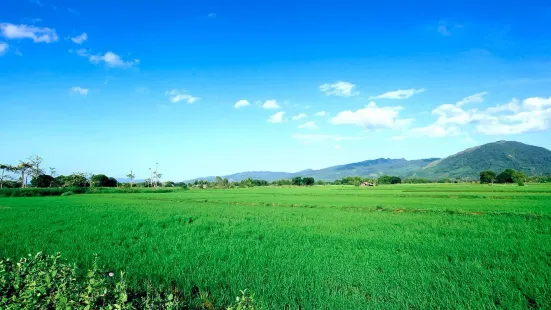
1 0 551 180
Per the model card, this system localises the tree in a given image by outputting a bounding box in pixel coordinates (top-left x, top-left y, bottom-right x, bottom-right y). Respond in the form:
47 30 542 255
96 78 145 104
496 169 516 183
479 170 497 184
292 177 303 186
15 162 33 188
126 170 135 187
377 175 402 185
31 174 55 188
90 174 118 187
91 174 109 187
63 173 88 187
28 155 43 183
302 177 315 186
107 177 118 187
0 164 14 189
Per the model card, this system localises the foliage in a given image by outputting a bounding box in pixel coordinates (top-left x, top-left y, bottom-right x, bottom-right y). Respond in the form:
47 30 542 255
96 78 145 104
271 179 292 186
30 174 55 187
58 173 89 187
91 174 118 187
0 252 256 309
402 178 432 184
292 177 303 186
377 175 402 184
495 168 526 184
302 177 315 186
479 170 497 184
0 187 87 197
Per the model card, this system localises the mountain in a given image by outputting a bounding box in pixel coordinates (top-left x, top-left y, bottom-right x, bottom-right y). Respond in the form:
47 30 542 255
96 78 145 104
186 141 551 182
186 158 440 182
413 140 551 180
294 158 440 181
190 171 294 183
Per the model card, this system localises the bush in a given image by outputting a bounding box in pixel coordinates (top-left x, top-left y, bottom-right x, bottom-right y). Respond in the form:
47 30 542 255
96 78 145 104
0 187 86 197
61 191 74 196
0 252 257 309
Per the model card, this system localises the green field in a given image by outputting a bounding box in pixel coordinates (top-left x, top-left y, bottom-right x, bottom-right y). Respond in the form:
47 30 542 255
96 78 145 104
1 184 551 309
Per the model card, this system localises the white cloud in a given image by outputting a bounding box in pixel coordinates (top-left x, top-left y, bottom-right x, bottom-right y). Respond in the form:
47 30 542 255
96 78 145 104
0 42 7 55
369 88 425 100
330 101 413 130
319 81 358 97
234 99 250 108
89 51 139 68
262 99 280 109
292 113 307 121
405 94 551 138
70 86 88 95
0 23 58 43
71 32 87 44
292 133 363 144
268 111 285 123
456 92 488 106
208 13 217 18
314 111 327 117
334 145 342 149
298 121 319 130
165 89 200 104
69 48 89 56
476 97 551 135
411 123 461 138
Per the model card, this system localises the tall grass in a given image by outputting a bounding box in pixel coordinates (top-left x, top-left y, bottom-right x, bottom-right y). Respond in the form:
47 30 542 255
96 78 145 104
0 187 178 197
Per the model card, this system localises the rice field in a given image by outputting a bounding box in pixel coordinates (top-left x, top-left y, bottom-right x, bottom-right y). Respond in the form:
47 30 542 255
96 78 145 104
1 184 550 309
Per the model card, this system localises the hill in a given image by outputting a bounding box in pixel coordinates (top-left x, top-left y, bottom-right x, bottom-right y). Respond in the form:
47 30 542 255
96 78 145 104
185 141 551 182
186 158 440 182
413 140 551 180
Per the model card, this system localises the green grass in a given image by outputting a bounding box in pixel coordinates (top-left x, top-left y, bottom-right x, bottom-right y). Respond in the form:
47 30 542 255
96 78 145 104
1 184 550 309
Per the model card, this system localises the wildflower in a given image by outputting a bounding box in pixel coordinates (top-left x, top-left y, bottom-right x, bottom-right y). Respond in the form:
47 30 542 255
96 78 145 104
108 272 114 277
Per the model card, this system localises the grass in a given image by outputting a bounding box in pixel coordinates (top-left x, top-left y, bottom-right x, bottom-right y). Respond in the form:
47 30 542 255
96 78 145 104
1 184 550 308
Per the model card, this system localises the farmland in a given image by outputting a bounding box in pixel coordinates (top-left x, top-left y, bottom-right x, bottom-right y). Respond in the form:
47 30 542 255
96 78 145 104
1 184 551 309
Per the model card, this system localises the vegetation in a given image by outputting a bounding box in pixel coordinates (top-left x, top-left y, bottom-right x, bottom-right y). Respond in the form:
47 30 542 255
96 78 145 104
418 140 551 180
2 185 550 308
0 252 256 309
377 175 402 184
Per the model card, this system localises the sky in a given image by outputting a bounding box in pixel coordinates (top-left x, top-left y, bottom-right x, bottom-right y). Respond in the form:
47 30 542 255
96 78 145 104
1 0 551 181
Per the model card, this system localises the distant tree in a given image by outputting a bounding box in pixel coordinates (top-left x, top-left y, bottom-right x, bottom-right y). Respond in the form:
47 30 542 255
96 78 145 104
15 162 33 188
107 177 118 187
0 164 14 189
91 174 110 187
64 173 89 187
378 175 402 184
28 155 43 183
479 170 497 184
302 177 315 186
292 177 303 186
164 181 175 187
403 178 432 184
315 180 326 185
126 170 135 187
496 169 516 183
31 174 55 188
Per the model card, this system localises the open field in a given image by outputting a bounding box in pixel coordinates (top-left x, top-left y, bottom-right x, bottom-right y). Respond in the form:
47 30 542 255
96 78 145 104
1 184 551 309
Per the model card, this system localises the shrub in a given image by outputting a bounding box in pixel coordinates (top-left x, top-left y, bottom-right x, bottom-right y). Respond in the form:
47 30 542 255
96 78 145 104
0 252 257 309
61 191 74 196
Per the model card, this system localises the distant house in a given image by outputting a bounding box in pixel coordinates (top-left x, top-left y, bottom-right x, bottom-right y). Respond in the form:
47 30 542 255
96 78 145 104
360 182 376 187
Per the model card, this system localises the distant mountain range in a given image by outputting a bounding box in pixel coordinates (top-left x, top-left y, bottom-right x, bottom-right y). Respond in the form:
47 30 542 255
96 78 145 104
186 141 551 182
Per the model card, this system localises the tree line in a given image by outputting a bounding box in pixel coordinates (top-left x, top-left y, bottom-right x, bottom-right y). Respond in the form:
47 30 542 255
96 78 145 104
479 169 527 185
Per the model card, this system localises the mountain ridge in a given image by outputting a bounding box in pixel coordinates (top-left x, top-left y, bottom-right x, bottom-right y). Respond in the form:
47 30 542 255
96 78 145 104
184 141 551 182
